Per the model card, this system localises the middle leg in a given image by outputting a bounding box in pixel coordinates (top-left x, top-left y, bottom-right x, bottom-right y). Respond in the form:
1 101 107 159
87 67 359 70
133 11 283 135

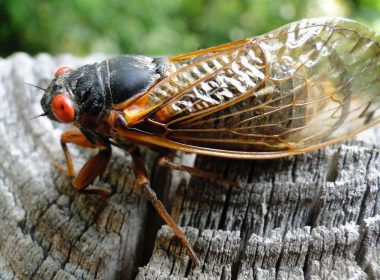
130 148 200 264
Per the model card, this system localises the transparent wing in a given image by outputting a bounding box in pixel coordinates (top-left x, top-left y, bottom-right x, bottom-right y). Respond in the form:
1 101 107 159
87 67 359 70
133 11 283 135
148 17 380 153
122 38 261 123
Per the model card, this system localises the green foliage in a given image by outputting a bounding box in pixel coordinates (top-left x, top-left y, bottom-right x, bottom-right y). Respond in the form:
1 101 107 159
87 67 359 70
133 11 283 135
0 0 379 56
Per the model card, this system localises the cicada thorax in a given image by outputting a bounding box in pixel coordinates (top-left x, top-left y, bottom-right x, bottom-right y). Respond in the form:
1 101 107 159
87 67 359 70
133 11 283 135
95 56 170 110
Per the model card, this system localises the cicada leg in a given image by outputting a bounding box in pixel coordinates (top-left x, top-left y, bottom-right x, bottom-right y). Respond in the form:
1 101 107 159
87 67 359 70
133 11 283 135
60 129 112 197
130 148 200 264
158 156 240 189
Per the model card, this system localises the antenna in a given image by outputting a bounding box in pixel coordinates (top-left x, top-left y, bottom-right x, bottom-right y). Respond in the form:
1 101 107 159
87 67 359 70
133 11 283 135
31 112 48 120
25 82 46 92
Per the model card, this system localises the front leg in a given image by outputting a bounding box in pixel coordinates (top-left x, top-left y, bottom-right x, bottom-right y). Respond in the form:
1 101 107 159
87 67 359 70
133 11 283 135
60 129 112 197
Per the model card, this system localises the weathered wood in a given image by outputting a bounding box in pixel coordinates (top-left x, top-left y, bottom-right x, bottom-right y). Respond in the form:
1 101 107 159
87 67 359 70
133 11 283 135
135 143 380 279
138 131 380 278
0 53 379 280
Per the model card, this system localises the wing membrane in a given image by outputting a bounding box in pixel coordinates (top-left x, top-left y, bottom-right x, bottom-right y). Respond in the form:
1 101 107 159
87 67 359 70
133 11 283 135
123 38 254 123
125 18 380 157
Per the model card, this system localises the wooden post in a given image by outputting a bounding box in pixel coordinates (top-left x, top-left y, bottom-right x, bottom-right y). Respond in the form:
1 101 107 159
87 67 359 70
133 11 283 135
0 53 379 279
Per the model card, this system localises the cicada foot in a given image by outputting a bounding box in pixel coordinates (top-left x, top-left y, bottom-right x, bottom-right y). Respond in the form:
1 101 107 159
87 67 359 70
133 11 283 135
131 148 200 265
60 129 113 197
158 156 241 189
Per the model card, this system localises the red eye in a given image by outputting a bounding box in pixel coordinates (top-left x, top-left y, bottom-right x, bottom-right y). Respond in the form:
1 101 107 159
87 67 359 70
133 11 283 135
51 94 75 123
54 66 72 77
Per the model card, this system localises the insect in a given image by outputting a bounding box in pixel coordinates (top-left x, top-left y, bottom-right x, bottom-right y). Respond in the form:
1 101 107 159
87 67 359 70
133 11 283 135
39 17 380 264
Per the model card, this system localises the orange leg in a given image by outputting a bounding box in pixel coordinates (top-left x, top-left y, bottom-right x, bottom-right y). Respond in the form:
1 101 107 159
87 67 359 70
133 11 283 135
130 148 200 264
60 129 112 197
158 156 240 189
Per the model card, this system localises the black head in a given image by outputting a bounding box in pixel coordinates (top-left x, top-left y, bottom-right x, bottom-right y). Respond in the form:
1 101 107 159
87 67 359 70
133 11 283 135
40 63 112 125
40 67 77 123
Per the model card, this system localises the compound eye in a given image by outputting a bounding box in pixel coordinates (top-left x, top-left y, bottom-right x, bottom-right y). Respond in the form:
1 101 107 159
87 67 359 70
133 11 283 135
54 66 72 77
51 93 75 123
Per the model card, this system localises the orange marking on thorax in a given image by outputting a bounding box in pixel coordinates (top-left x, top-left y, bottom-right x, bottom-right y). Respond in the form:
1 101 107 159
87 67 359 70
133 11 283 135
123 95 161 123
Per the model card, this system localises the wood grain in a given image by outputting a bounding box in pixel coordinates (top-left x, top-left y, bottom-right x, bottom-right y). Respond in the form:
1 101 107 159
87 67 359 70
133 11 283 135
0 53 379 279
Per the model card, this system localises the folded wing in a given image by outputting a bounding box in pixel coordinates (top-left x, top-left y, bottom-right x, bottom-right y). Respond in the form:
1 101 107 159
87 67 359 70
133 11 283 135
126 18 380 156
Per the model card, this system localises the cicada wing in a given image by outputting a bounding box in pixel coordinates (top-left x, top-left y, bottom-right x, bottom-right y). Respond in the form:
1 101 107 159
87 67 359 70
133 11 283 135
159 17 380 154
122 37 261 123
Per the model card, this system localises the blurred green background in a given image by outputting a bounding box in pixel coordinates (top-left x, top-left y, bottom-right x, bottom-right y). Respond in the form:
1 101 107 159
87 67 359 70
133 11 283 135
0 0 379 57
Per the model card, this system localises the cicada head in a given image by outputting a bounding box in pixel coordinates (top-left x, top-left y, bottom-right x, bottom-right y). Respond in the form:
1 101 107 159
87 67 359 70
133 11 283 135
40 66 77 124
40 62 115 128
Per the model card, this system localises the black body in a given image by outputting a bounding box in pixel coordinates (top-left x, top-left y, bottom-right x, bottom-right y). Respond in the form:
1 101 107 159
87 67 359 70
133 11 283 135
41 55 169 122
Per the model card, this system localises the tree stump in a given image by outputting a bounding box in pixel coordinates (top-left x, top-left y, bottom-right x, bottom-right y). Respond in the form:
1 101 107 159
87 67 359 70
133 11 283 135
0 53 379 280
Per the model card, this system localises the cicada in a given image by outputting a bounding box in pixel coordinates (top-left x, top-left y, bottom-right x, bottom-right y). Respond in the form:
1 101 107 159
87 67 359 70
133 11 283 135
39 17 380 263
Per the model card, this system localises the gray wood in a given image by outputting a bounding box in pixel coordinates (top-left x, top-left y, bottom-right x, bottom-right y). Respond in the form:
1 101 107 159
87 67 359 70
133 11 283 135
0 53 379 280
138 141 380 279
